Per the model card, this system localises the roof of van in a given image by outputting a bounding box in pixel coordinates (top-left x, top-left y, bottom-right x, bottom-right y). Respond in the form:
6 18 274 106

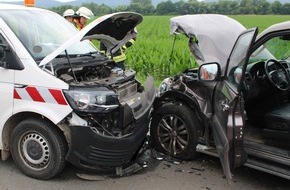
0 3 47 11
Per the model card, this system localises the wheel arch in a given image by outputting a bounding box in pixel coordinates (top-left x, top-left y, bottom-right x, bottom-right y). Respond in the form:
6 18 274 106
154 91 207 131
1 112 70 160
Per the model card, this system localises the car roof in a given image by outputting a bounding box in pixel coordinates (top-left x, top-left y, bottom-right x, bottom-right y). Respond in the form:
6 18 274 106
257 21 290 40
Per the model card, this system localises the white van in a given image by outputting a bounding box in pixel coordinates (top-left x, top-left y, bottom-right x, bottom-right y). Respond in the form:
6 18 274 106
0 4 155 179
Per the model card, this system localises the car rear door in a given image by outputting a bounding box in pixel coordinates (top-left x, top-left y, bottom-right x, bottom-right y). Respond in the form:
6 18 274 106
212 28 258 181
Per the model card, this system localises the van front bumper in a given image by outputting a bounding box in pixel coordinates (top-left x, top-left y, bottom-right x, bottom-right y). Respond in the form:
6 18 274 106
65 76 155 171
65 109 150 170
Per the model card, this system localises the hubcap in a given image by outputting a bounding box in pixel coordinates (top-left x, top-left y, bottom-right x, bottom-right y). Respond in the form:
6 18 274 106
20 132 50 168
157 115 189 155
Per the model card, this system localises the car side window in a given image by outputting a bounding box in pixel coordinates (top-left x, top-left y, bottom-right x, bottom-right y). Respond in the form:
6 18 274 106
226 28 258 89
228 66 243 87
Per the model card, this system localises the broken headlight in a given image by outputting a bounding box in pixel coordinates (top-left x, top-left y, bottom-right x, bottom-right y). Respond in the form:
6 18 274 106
157 77 173 97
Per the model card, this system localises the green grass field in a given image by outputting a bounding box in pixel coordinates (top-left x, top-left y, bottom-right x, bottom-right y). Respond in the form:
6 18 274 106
108 15 290 85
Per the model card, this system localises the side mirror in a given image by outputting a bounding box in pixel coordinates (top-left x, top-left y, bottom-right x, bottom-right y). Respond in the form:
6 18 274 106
0 43 24 70
198 62 221 81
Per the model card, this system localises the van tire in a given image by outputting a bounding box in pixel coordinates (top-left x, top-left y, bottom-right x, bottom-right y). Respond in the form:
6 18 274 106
150 103 201 160
10 118 67 180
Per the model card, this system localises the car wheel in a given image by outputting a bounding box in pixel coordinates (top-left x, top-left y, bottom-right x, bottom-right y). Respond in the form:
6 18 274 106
10 118 67 180
150 103 201 160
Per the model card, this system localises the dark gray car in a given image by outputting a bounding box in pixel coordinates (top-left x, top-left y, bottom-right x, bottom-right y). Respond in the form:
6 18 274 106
150 14 290 181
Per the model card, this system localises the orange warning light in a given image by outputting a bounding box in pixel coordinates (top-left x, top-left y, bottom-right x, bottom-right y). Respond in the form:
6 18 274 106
24 0 35 7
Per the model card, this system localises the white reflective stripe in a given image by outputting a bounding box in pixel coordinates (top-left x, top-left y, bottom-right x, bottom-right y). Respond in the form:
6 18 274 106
37 88 58 104
15 88 32 101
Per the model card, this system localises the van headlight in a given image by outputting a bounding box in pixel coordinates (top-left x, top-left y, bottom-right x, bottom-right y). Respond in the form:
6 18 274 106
64 87 119 113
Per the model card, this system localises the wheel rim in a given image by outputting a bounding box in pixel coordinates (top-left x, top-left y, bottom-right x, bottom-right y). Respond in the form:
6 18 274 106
157 114 189 155
19 132 50 169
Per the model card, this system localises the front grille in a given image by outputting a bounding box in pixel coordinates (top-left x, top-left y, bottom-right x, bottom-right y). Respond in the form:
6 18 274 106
86 146 136 166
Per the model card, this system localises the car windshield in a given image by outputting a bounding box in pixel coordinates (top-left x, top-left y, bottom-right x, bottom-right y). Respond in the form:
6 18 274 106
249 35 290 63
0 10 97 61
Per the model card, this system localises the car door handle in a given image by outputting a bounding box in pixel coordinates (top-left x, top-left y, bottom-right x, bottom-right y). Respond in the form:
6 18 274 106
221 101 230 112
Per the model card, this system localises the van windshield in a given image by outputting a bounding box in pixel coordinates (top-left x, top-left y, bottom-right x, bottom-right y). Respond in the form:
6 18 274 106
0 10 97 60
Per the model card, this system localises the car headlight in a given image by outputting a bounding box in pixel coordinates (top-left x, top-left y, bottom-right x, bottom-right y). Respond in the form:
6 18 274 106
63 87 119 113
157 77 172 97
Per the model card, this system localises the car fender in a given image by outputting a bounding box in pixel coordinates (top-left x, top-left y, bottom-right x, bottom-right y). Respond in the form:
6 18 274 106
155 90 206 122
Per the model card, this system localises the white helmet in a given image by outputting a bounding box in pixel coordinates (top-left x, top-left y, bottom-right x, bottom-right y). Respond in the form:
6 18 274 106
76 7 94 19
63 9 75 17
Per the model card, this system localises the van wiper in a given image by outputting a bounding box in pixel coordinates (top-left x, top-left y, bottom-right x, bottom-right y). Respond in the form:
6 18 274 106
55 54 77 58
78 51 100 57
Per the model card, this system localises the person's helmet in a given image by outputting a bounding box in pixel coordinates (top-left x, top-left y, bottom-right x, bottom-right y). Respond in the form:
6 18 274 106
76 7 94 19
63 9 75 17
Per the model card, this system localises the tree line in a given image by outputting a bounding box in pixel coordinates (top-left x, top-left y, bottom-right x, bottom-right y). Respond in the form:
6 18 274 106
50 0 290 16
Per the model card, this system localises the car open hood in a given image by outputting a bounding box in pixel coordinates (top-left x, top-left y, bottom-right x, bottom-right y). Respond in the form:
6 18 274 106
39 12 142 67
170 14 246 68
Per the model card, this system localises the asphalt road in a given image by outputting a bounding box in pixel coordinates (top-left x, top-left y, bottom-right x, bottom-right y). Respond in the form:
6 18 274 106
1 152 290 190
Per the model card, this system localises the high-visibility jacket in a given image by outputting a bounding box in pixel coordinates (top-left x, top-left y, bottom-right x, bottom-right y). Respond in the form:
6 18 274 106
100 38 135 63
73 19 84 30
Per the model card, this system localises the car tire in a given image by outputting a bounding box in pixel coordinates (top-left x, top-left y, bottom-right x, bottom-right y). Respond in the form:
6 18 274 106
10 118 67 180
150 103 201 160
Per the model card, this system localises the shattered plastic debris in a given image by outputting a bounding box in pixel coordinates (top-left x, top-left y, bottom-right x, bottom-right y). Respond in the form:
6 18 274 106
152 150 208 176
76 173 107 181
163 163 171 168
175 168 185 173
152 150 183 165
167 159 181 165
191 167 205 171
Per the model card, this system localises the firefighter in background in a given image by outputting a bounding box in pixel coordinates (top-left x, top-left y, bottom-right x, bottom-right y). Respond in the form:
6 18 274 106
73 7 94 30
63 9 75 23
100 39 135 70
100 29 137 70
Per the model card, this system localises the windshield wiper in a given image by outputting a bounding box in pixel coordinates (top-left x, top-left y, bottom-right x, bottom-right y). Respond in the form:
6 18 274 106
77 51 100 58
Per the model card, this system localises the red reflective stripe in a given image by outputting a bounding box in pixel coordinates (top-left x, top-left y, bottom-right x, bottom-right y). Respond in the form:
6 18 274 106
26 87 45 102
49 89 67 105
14 89 21 99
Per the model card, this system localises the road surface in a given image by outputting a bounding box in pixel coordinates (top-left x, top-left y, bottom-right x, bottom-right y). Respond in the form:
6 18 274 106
1 151 290 190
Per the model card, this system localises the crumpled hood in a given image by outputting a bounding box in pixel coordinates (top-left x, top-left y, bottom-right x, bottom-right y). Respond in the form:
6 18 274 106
40 12 142 67
170 14 246 68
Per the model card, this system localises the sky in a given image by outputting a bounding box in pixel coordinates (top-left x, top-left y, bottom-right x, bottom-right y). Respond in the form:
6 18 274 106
0 0 75 2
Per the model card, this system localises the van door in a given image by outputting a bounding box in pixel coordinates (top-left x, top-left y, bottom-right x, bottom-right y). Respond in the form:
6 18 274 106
212 28 258 181
0 34 15 148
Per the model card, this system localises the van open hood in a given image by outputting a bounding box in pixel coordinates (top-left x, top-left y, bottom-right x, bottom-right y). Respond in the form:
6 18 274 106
170 14 246 68
39 12 142 67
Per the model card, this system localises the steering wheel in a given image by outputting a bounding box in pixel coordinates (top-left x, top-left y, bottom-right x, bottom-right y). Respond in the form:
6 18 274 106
264 59 290 91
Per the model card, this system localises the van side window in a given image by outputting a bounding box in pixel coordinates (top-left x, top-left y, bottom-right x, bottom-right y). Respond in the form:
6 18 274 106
0 36 6 63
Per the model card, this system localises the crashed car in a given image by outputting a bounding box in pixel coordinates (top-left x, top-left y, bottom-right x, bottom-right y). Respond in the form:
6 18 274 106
0 4 155 179
150 14 290 180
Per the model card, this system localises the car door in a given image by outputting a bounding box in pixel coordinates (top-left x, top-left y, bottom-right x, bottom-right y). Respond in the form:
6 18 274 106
212 28 258 181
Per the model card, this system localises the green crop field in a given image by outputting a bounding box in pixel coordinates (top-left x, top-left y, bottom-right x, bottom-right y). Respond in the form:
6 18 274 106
101 15 290 86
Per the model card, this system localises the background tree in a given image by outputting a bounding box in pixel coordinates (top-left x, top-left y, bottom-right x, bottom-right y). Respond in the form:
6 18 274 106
280 3 290 14
271 1 282 14
156 1 176 15
130 0 154 15
50 0 290 17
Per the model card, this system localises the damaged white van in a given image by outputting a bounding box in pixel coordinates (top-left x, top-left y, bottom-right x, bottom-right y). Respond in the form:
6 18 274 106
0 4 155 179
